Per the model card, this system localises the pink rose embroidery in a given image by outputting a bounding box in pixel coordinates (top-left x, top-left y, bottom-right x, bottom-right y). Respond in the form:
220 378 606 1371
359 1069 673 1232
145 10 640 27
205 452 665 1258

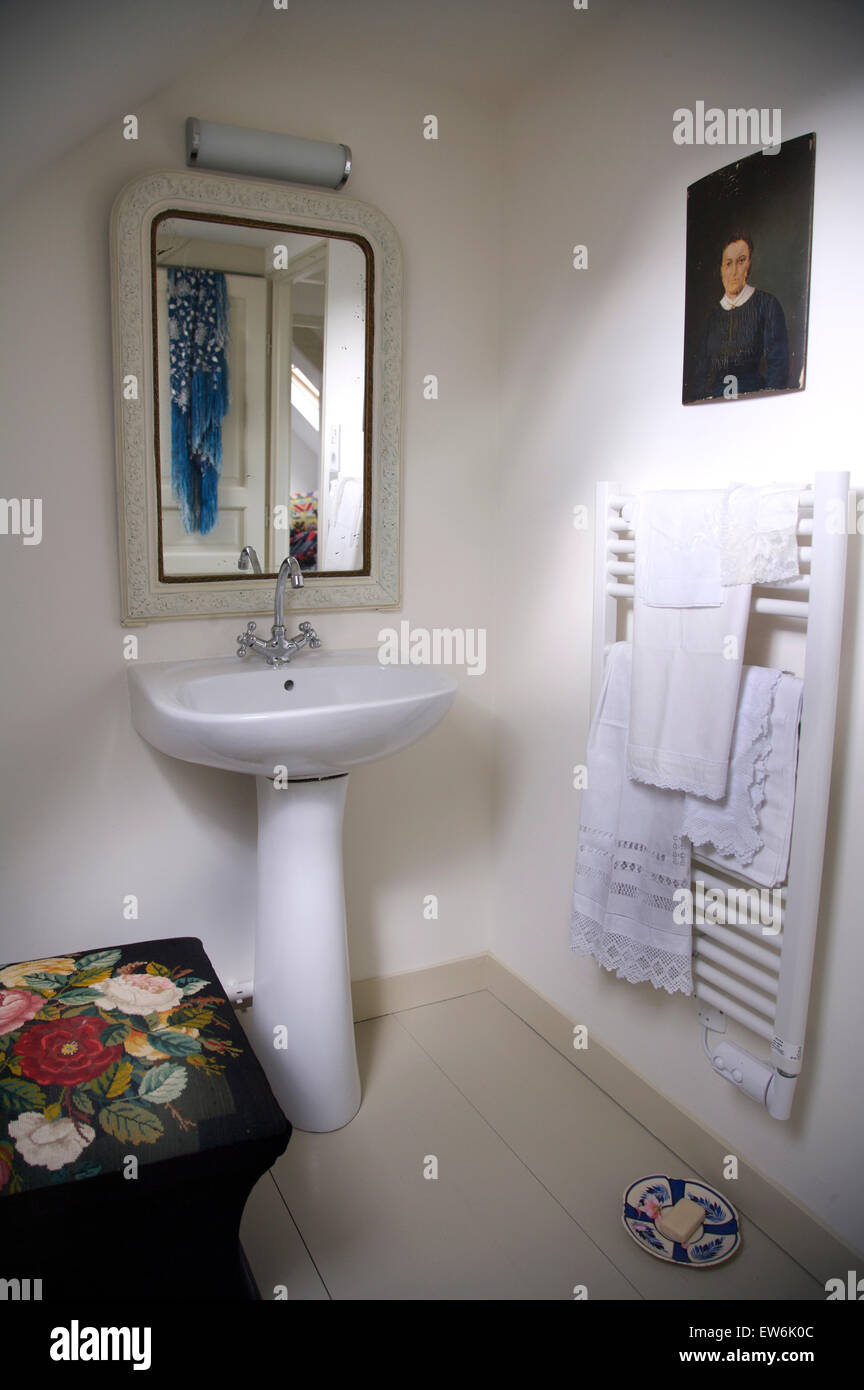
0 988 45 1036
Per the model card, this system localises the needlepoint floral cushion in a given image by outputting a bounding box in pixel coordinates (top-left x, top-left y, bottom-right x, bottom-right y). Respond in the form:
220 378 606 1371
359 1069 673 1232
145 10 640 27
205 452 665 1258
0 937 282 1197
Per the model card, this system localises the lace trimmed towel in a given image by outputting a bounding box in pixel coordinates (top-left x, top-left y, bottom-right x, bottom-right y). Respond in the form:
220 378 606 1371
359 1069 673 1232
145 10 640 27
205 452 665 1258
571 645 803 993
571 642 693 996
627 490 751 800
720 482 800 587
684 667 803 887
635 489 725 607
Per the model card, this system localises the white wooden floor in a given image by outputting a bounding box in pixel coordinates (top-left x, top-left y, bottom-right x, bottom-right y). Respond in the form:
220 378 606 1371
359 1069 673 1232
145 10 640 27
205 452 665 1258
240 989 822 1301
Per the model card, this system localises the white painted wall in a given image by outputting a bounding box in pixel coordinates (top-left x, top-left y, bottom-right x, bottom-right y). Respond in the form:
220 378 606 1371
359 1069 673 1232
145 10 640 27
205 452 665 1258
491 0 864 1251
0 16 501 997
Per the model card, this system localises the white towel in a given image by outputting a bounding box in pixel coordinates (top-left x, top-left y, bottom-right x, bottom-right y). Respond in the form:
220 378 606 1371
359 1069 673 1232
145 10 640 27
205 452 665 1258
684 668 803 887
571 642 693 996
720 482 800 586
628 488 751 799
627 589 751 800
635 489 726 607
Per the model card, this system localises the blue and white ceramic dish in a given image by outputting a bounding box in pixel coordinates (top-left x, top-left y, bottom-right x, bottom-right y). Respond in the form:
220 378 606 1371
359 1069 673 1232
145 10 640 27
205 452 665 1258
622 1174 741 1267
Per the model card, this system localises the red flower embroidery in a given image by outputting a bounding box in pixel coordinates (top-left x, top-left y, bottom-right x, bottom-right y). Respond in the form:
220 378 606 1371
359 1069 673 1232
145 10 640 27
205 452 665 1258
13 1017 122 1086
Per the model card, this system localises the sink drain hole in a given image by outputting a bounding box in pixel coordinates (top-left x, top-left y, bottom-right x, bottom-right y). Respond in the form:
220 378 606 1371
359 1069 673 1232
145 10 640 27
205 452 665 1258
283 679 294 691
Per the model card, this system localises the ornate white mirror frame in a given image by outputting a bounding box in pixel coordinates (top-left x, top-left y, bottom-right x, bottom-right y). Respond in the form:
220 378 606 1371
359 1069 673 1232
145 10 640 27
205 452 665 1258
110 170 402 623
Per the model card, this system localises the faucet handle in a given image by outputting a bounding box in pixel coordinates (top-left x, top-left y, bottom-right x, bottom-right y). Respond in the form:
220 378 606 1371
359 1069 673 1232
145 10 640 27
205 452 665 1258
236 621 257 658
299 622 322 649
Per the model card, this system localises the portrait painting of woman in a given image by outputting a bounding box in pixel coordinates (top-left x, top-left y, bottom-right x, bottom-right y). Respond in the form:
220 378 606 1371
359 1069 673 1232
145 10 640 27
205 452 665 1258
682 133 815 405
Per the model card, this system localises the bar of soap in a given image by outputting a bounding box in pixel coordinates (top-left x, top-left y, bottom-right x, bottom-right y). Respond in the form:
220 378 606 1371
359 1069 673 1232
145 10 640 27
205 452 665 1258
657 1196 704 1244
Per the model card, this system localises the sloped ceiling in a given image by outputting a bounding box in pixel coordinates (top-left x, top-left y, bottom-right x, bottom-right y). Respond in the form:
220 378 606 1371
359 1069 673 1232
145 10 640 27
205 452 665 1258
0 0 262 204
1 0 634 208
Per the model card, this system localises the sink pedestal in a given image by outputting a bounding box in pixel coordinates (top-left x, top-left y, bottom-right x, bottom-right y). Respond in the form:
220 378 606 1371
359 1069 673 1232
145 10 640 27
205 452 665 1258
128 652 457 1133
248 773 361 1133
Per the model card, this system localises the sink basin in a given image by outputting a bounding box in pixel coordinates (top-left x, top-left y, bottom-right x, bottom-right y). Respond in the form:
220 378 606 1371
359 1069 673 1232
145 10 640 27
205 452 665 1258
128 649 457 779
128 647 457 1133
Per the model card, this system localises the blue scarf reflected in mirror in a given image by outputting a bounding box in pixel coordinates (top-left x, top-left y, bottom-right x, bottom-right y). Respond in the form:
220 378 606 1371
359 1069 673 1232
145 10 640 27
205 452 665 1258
167 268 230 534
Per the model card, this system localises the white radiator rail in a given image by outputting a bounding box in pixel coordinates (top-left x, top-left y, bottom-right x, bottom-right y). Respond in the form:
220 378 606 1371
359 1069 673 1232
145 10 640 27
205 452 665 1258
590 473 850 1119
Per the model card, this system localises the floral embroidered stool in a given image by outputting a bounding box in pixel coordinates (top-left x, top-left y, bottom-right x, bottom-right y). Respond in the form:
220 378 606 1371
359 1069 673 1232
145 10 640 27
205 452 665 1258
0 936 291 1301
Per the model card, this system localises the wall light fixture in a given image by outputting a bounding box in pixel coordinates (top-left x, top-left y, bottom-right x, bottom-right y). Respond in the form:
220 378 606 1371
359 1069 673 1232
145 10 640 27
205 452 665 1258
185 117 352 189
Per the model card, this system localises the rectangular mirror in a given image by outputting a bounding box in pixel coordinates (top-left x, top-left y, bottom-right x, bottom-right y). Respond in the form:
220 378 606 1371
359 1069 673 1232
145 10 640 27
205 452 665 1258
110 171 402 622
154 215 370 578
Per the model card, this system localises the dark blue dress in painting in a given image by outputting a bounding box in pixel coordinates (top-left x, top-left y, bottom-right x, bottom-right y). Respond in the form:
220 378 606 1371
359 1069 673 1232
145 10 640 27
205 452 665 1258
695 288 789 399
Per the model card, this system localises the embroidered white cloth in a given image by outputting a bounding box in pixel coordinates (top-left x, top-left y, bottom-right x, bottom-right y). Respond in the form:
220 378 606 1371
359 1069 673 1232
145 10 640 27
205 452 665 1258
628 488 751 798
571 642 693 996
684 668 803 887
720 482 800 587
628 593 752 800
635 489 725 607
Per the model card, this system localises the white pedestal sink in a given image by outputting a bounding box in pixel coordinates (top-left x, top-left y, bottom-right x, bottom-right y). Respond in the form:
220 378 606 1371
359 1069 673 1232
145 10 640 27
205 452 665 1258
128 649 456 1131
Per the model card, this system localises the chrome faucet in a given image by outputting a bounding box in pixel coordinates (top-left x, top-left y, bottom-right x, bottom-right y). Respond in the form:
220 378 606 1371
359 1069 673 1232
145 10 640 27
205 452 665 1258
274 554 304 627
236 553 322 666
238 545 263 575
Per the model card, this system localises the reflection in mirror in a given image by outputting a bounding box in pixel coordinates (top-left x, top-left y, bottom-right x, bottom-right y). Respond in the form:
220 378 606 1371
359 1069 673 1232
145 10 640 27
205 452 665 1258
152 214 370 578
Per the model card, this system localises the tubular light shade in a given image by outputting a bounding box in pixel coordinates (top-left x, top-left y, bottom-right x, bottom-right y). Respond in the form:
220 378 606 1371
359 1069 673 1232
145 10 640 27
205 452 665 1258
186 117 351 189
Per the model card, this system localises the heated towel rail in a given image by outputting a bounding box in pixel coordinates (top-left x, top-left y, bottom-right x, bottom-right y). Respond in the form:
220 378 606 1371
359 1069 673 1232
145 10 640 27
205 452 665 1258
591 472 850 1119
